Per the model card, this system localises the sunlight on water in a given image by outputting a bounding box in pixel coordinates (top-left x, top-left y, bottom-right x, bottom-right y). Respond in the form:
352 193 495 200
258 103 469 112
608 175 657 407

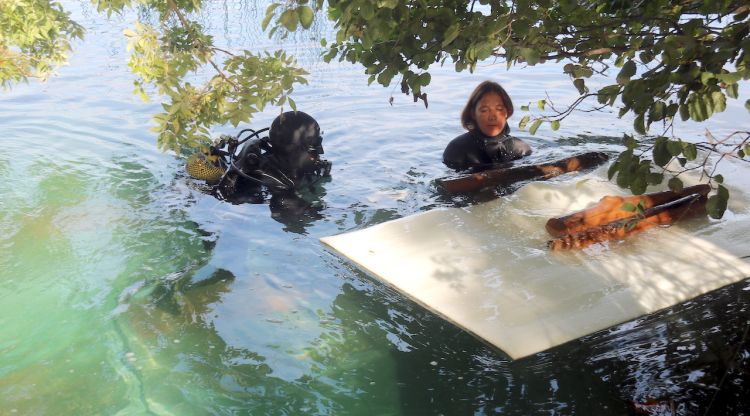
1 0 749 414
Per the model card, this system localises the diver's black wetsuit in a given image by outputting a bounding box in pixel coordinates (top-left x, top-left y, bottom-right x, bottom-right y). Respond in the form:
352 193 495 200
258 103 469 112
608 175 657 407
442 126 532 172
216 111 331 200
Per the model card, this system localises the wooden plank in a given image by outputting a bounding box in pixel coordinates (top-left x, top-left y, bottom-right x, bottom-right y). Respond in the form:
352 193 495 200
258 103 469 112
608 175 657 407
545 184 711 237
436 151 610 194
547 192 708 250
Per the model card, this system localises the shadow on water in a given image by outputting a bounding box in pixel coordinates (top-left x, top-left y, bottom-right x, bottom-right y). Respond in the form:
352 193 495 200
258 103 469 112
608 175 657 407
330 260 750 415
317 264 628 415
115 244 396 414
186 174 331 235
570 279 750 416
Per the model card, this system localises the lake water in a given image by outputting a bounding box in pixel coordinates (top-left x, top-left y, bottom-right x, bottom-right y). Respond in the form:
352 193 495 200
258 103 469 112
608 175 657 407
2 1 749 415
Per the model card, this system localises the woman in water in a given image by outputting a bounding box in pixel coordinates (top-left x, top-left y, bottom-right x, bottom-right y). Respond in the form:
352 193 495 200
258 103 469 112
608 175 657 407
443 80 532 171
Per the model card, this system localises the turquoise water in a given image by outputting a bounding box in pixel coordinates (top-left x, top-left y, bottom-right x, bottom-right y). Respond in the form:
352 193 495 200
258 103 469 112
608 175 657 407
1 1 749 414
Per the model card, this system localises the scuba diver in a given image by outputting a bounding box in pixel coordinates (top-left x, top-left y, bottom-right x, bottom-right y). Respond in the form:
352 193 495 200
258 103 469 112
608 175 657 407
443 80 532 172
185 111 332 231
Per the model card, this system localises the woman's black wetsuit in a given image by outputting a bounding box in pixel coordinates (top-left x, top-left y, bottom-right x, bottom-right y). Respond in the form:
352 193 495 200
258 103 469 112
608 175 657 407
442 126 532 171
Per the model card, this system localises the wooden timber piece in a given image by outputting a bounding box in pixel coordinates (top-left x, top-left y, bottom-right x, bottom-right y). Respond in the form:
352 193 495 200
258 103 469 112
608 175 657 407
547 193 708 251
436 151 610 194
545 184 711 238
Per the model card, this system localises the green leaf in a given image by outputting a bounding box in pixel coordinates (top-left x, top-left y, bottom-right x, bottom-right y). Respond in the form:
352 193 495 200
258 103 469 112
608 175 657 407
288 96 297 111
262 4 281 31
679 104 690 121
573 78 587 94
666 139 682 157
298 6 314 29
635 201 646 216
706 185 729 219
745 99 750 112
682 142 697 160
622 202 637 212
653 137 671 167
711 91 726 113
639 49 654 64
376 69 395 86
518 115 530 130
571 65 594 78
616 60 637 85
714 174 724 184
266 3 281 15
262 10 276 31
520 48 540 65
623 134 637 150
726 83 739 99
688 93 711 121
649 101 667 122
550 120 560 131
648 172 663 185
633 114 646 135
280 9 299 31
597 85 620 105
625 219 639 232
442 24 460 47
666 103 679 118
529 119 542 135
377 0 399 8
537 99 546 110
417 72 431 87
668 177 683 192
630 175 647 195
715 72 740 84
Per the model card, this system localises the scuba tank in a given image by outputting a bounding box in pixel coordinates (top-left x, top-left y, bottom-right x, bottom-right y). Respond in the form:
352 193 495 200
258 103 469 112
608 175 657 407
185 151 226 184
185 111 332 198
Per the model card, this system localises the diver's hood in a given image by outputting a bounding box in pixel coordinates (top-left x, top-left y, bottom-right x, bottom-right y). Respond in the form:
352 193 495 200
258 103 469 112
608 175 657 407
270 111 324 155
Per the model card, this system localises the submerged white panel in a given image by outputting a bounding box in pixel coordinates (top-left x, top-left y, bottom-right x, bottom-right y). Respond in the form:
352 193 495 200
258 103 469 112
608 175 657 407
321 166 750 360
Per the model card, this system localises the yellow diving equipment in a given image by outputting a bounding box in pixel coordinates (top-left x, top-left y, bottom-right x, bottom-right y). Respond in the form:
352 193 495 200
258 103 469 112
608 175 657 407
186 152 226 184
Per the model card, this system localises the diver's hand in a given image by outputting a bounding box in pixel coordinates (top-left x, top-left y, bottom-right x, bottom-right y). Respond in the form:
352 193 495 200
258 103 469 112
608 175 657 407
316 160 332 176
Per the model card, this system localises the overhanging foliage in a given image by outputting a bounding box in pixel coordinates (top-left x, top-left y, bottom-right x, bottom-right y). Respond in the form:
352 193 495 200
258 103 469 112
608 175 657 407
0 0 84 87
2 0 748 217
264 0 750 217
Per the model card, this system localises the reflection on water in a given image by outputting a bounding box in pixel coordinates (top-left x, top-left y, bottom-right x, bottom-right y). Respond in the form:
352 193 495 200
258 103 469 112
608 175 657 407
580 282 750 415
1 0 749 414
209 175 331 235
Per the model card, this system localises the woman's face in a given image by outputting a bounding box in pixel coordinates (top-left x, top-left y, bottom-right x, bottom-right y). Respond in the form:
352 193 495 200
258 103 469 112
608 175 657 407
473 91 508 137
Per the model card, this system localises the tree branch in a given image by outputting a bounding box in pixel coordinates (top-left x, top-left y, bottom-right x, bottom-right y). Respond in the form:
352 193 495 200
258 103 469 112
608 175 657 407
212 47 237 57
166 0 239 90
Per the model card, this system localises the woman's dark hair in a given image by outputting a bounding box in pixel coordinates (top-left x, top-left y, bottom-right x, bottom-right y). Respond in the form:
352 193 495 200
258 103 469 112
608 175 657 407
460 81 514 131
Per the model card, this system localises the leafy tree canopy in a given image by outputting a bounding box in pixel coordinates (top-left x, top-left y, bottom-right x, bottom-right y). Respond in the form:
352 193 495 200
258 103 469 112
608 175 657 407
2 0 749 217
0 0 84 86
265 0 750 218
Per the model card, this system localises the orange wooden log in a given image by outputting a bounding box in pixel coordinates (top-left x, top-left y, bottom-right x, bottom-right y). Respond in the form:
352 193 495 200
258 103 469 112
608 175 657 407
545 184 711 238
436 152 609 194
547 193 707 251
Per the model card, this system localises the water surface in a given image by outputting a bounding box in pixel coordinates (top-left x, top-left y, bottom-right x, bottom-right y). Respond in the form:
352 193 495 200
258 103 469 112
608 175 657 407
1 1 749 415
